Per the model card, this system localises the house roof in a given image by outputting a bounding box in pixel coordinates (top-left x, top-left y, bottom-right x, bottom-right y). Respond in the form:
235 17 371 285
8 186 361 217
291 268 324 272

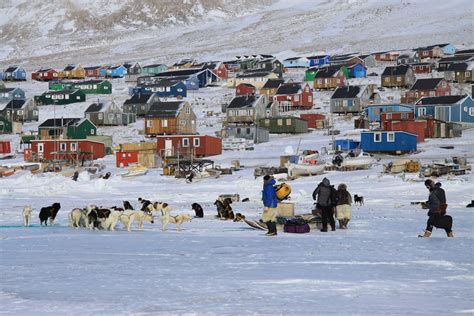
416 95 467 105
284 57 302 61
446 62 469 71
64 65 76 71
84 66 101 71
5 66 19 72
416 43 451 50
146 101 185 118
262 79 284 89
237 83 256 89
123 93 155 105
43 89 80 95
382 65 411 76
39 118 86 128
6 99 26 109
331 86 362 99
110 65 125 70
438 55 472 63
306 55 329 60
236 71 272 78
156 68 205 77
0 88 15 93
142 79 183 88
314 66 342 78
37 68 56 73
275 82 303 95
227 95 259 109
143 64 165 68
455 49 474 55
410 78 444 90
74 80 106 85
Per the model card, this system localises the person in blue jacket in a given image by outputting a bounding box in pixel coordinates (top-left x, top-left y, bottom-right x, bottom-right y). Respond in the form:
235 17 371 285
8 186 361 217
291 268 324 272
262 175 278 236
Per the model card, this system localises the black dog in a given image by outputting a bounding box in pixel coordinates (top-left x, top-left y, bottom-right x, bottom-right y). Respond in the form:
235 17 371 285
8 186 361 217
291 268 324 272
39 203 61 226
138 197 151 211
466 200 474 208
191 203 204 218
354 194 364 206
123 201 134 210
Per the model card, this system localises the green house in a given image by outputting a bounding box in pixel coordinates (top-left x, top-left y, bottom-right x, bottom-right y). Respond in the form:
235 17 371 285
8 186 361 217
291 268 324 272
305 66 349 82
35 90 86 105
49 81 72 91
259 117 308 134
49 80 112 94
142 64 168 75
0 115 12 133
38 118 97 140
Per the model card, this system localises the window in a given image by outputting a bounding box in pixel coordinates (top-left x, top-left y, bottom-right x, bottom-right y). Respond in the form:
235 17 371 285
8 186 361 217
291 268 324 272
429 91 435 96
76 96 80 100
236 128 241 134
108 114 115 121
265 119 270 125
386 113 392 120
98 113 104 119
469 108 474 116
180 119 186 126
38 143 44 153
162 120 168 127
104 86 108 89
17 110 23 115
147 120 152 128
60 143 66 151
387 132 395 142
182 138 189 147
317 79 322 84
166 87 171 92
71 143 77 151
33 110 38 116
401 113 408 119
185 107 191 114
308 96 312 103
246 128 251 134
247 110 252 116
466 72 471 77
374 133 382 142
90 129 95 135
396 76 402 82
141 106 145 110
295 95 299 102
177 88 183 92
418 107 426 117
93 85 97 89
384 77 390 83
305 86 309 92
286 118 292 125
52 95 57 100
45 95 51 98
193 138 200 147
277 119 283 126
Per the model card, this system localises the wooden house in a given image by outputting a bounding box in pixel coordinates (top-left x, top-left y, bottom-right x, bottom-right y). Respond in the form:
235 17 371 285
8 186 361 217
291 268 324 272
416 44 455 60
35 90 86 105
70 80 112 94
411 63 434 74
358 54 377 68
170 59 196 70
60 64 85 79
104 65 127 78
365 104 414 123
114 142 157 168
330 54 363 67
437 56 473 71
454 49 474 57
85 101 135 126
283 57 310 69
383 120 426 142
260 79 284 96
221 125 269 144
306 55 330 67
213 62 228 80
444 62 473 83
304 67 319 82
132 79 187 98
397 53 420 65
236 83 256 96
123 93 159 117
347 63 366 78
414 95 474 126
373 51 401 62
0 87 25 102
156 135 222 158
361 131 417 153
401 78 450 103
330 85 379 114
144 101 196 136
1 66 27 81
29 139 105 162
251 57 283 78
273 82 313 110
229 71 279 89
0 99 38 122
124 62 142 82
38 118 97 140
380 111 414 125
156 68 219 88
259 117 308 134
300 113 327 129
32 68 59 81
225 94 268 124
84 66 103 78
381 65 415 88
313 66 348 90
0 140 11 154
142 64 168 76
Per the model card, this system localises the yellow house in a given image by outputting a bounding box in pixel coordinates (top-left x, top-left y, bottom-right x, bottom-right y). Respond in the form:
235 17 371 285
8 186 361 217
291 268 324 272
228 71 279 89
60 64 85 79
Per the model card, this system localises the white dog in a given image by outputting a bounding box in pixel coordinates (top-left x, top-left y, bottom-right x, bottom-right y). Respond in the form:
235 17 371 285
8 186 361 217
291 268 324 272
69 208 86 228
103 209 123 231
134 210 155 229
23 206 32 227
161 213 192 231
119 210 137 232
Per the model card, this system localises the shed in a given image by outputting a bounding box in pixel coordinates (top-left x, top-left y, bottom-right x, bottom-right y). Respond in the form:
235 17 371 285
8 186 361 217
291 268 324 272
0 140 11 154
300 113 326 129
221 125 269 143
115 142 157 168
361 131 417 153
259 117 308 134
383 120 426 142
335 139 360 151
156 135 222 158
86 135 113 154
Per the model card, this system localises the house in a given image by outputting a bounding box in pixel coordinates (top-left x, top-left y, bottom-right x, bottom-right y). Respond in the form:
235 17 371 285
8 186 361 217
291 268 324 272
38 118 97 140
0 140 11 154
170 59 196 70
414 95 474 126
330 54 363 67
361 131 417 153
330 85 380 114
32 68 59 81
213 62 228 80
347 63 366 78
225 94 268 124
34 90 86 105
334 139 360 151
454 49 474 57
260 78 284 96
236 83 256 96
0 87 26 102
358 54 377 68
410 63 434 74
60 64 85 79
437 55 473 71
0 99 38 122
84 66 103 78
259 117 308 134
283 57 310 69
380 111 414 125
373 51 401 62
144 101 196 136
401 78 451 103
229 71 279 89
304 67 319 82
383 120 427 142
131 79 187 98
142 64 168 76
313 66 348 90
222 60 242 75
123 93 159 117
71 80 112 94
444 62 473 83
397 53 420 65
415 43 456 60
365 104 414 123
156 68 219 88
381 65 415 88
252 58 283 78
306 55 330 67
156 135 222 158
1 66 27 81
124 62 142 82
221 125 269 144
0 116 13 134
29 139 105 162
273 82 313 110
300 113 327 129
85 101 136 126
104 65 127 78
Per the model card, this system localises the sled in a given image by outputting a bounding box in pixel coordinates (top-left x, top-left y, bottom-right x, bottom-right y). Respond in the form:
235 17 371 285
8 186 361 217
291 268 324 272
242 218 267 230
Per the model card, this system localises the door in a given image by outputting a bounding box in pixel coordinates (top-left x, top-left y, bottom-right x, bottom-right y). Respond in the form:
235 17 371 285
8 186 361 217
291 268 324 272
164 140 173 157
435 106 450 122
38 143 44 159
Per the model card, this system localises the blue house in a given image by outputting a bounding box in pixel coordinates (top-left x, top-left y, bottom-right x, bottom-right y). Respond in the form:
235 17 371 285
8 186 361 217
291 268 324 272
361 131 417 153
335 139 360 151
156 68 218 88
2 66 27 81
130 79 187 98
106 65 127 78
414 95 473 125
283 57 309 69
438 43 456 56
347 63 367 78
307 55 330 67
0 87 26 102
365 104 413 122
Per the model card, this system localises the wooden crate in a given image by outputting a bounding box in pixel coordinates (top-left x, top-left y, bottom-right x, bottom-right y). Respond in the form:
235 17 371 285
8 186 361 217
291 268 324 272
276 202 294 217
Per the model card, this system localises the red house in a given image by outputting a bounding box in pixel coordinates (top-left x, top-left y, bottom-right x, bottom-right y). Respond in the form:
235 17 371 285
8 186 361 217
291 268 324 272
214 63 228 80
84 66 103 78
31 68 59 81
411 63 433 74
383 120 426 142
380 112 414 125
300 113 326 129
401 78 450 103
373 51 401 61
0 141 11 154
156 135 222 158
28 139 105 162
273 82 313 110
235 83 256 96
116 151 139 167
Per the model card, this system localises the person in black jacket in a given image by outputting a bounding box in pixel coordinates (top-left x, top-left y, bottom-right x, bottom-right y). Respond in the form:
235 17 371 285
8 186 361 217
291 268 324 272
419 180 453 237
313 178 337 232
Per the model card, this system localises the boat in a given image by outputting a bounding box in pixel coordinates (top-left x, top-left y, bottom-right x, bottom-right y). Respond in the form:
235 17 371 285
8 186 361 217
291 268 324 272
383 159 420 173
186 168 222 182
286 152 326 177
121 165 148 177
0 167 15 177
333 152 376 170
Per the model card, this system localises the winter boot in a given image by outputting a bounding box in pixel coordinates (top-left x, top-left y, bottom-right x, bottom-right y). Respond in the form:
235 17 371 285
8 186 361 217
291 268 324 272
267 222 277 236
418 230 432 238
447 231 454 237
265 221 273 236
344 219 350 229
338 220 344 229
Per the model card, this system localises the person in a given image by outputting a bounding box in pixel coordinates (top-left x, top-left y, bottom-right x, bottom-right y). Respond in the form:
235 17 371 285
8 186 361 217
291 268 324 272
419 180 453 237
336 183 352 229
312 178 337 232
333 154 343 167
71 171 79 181
262 175 278 236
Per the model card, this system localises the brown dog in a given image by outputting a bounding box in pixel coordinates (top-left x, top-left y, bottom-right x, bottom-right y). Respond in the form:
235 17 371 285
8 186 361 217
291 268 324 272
233 213 246 222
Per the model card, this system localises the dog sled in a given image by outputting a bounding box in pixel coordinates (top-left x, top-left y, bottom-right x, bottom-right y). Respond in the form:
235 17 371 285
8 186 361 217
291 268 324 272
241 214 322 232
121 165 148 177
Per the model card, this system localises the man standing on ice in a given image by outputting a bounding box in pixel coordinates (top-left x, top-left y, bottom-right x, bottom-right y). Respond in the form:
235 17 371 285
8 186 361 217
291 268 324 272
313 178 337 232
419 180 453 237
262 175 278 236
